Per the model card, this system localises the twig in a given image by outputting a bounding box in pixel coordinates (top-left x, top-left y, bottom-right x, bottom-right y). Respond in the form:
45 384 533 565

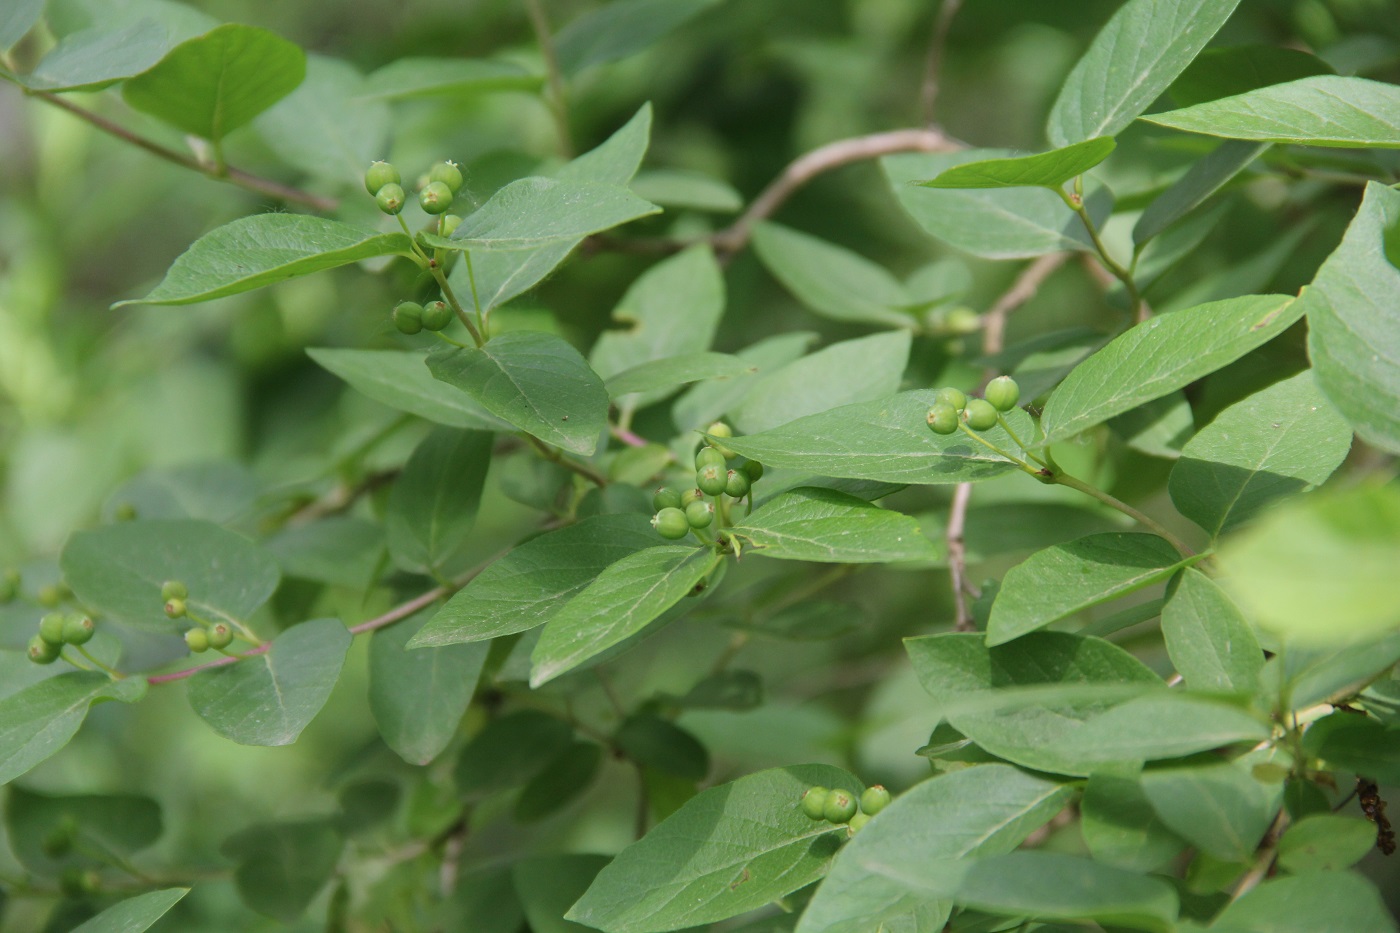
980 253 1069 369
610 424 649 448
921 0 964 126
524 0 573 156
946 482 975 631
527 434 608 486
1230 808 1288 901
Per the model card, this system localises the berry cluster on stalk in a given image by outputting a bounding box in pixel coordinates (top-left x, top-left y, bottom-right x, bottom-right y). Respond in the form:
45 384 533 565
161 580 242 654
650 422 763 546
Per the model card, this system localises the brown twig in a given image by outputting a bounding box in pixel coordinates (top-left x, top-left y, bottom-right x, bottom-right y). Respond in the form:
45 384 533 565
981 253 1070 368
946 482 976 631
1230 808 1289 901
921 0 964 126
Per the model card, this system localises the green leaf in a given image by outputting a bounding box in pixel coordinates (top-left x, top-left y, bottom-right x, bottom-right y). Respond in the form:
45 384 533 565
1169 371 1351 539
615 714 709 780
672 332 815 432
21 19 170 92
1133 140 1268 245
731 487 936 564
62 519 280 633
1161 568 1262 694
1052 693 1268 764
427 331 610 456
0 673 145 787
530 545 721 686
1277 634 1400 712
386 428 493 575
69 889 189 933
605 352 753 400
631 169 741 213
751 222 914 327
1301 710 1400 784
1302 182 1400 454
1276 815 1378 873
729 332 911 434
1047 0 1241 147
5 786 162 875
222 820 342 923
1080 773 1187 872
0 0 43 53
455 710 574 799
719 392 1033 486
916 138 1116 190
306 348 507 431
369 609 487 766
514 854 612 933
568 764 858 933
357 57 540 99
103 461 258 524
1140 762 1279 862
555 0 718 75
986 533 1188 646
122 24 306 142
117 215 414 307
1143 76 1400 148
254 54 390 186
186 619 350 746
265 515 386 588
1110 391 1196 459
1212 872 1397 933
515 742 604 822
425 178 659 251
799 765 1072 933
1168 45 1335 109
1038 294 1301 446
1219 484 1400 644
883 151 1111 259
408 514 658 648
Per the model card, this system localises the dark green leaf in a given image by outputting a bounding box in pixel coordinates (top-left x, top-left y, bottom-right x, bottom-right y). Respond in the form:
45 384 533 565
265 516 385 589
357 57 540 99
555 0 718 75
103 461 258 524
616 714 709 780
1140 762 1279 862
1276 814 1378 873
307 348 508 431
1110 391 1196 459
455 710 574 799
1302 712 1400 785
751 222 913 327
425 178 658 251
1168 45 1335 108
222 820 342 923
0 674 145 786
514 741 603 822
1133 140 1268 245
0 0 43 53
1080 772 1186 872
605 352 755 400
1161 568 1262 693
916 138 1115 190
69 889 189 933
22 19 170 91
732 487 937 564
5 786 162 875
1212 872 1397 932
386 428 493 575
515 854 612 933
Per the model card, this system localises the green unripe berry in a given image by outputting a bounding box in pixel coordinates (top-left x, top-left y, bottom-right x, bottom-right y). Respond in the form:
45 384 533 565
419 181 454 215
161 580 188 602
652 508 690 540
62 615 95 646
0 568 18 603
800 786 829 821
652 486 682 511
742 459 764 482
943 306 981 335
59 868 99 897
113 502 138 521
393 301 424 335
428 160 464 194
963 398 999 431
375 182 406 215
27 634 60 664
822 790 858 824
984 375 1020 412
441 214 463 237
724 469 751 499
847 811 871 835
364 160 400 195
680 488 705 508
208 623 234 650
697 464 727 497
695 446 726 472
37 584 64 608
185 628 210 653
926 403 959 435
685 499 714 529
39 612 68 647
421 300 452 332
163 598 186 620
934 387 967 412
705 421 736 459
859 784 891 816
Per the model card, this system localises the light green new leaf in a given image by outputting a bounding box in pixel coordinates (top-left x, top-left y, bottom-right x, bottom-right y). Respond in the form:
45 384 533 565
732 487 936 564
122 24 306 142
986 533 1188 646
1133 140 1268 245
1047 0 1241 147
222 820 342 923
408 514 658 648
369 609 487 766
1170 371 1351 539
1038 294 1300 445
1144 76 1400 148
117 215 414 307
1277 815 1378 873
751 222 913 327
427 331 610 456
631 169 741 213
307 348 507 431
916 138 1116 190
63 519 280 633
255 55 389 185
720 392 1033 485
568 764 859 933
555 0 718 75
187 619 350 746
530 545 720 686
672 332 816 432
1302 182 1400 453
1213 872 1397 933
1140 762 1279 862
386 428 493 575
0 0 43 53
801 765 1072 933
21 19 170 92
70 888 190 933
1080 773 1186 872
357 57 540 99
1161 568 1262 693
729 331 911 435
1168 45 1335 109
605 352 755 400
0 674 146 786
429 178 659 251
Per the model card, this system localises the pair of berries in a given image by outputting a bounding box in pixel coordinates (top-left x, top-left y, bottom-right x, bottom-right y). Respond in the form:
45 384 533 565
392 300 452 335
366 160 463 216
800 784 891 835
185 623 233 653
925 376 1020 436
27 611 96 664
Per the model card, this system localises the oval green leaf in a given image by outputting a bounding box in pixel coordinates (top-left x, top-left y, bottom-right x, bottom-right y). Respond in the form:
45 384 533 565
916 137 1116 190
732 487 937 564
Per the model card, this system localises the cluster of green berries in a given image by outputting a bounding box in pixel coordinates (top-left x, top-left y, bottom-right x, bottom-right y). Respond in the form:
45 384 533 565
925 375 1020 436
366 159 465 217
391 299 453 335
26 610 95 665
800 784 891 835
650 423 763 540
160 580 234 653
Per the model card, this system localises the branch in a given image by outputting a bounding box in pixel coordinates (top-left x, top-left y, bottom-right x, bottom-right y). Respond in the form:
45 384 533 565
524 0 573 157
980 253 1070 368
946 482 976 632
921 0 964 126
1230 808 1288 902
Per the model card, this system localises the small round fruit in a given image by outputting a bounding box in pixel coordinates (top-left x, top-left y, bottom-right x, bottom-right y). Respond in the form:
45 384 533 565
680 488 705 507
419 180 454 214
685 499 714 529
742 459 764 482
163 598 187 620
933 386 967 412
113 502 138 521
926 402 959 435
208 623 234 650
364 160 400 195
185 628 210 653
847 811 871 835
428 160 463 194
963 398 999 430
652 508 690 540
62 615 95 646
943 306 981 335
860 785 891 816
652 486 682 511
39 612 68 647
800 786 830 821
695 446 726 472
37 584 64 608
27 634 60 664
697 464 727 497
822 790 858 824
421 300 452 332
441 214 463 237
984 376 1020 413
724 469 751 499
705 422 736 458
161 580 188 602
375 182 406 215
392 301 424 335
